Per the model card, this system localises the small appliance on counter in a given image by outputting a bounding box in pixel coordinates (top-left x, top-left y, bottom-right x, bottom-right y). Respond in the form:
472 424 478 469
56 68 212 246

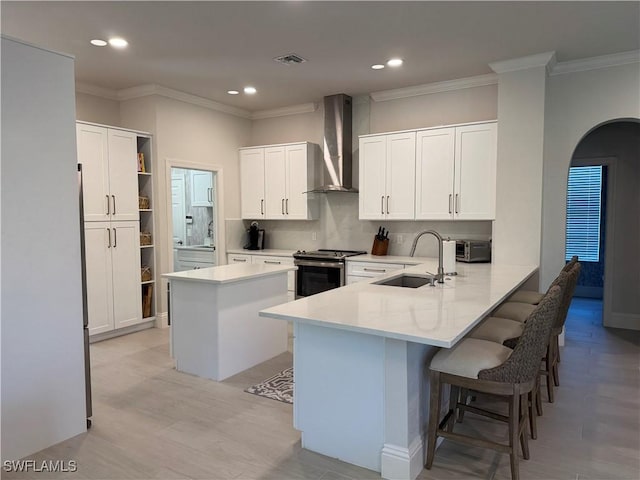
244 221 265 250
456 239 491 263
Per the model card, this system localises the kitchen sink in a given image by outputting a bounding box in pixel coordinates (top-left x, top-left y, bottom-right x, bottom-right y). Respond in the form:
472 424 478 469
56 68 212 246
373 273 436 288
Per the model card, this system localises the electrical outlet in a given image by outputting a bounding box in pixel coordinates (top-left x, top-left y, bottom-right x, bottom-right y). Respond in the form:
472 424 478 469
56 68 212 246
396 234 404 244
312 231 317 241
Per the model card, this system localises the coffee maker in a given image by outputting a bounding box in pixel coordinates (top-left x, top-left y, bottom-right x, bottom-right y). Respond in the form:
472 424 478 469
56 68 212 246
244 221 265 250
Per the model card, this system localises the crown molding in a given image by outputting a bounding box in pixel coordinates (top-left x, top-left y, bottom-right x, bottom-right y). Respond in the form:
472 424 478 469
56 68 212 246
75 82 119 100
370 73 498 102
489 51 556 74
117 84 251 118
551 50 640 76
250 102 318 120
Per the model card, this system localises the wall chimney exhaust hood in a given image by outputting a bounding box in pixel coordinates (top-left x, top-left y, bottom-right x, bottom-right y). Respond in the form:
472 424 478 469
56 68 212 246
307 94 357 193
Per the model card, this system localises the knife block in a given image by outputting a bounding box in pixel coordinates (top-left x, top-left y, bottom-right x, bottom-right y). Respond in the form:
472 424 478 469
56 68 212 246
371 237 389 256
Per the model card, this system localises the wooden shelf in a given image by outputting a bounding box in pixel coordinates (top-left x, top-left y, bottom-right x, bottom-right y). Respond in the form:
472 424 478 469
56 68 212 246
139 209 153 212
141 244 154 249
138 172 152 176
141 280 155 285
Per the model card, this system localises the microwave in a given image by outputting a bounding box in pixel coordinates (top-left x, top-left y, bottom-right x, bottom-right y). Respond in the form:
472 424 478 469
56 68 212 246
456 240 491 263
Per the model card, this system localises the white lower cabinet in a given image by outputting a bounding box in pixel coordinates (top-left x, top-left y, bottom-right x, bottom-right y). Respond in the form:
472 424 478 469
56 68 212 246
85 221 142 335
175 249 216 271
346 261 405 285
227 253 295 300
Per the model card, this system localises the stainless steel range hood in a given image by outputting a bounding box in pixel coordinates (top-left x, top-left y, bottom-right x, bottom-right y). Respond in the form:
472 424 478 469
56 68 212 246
308 94 357 193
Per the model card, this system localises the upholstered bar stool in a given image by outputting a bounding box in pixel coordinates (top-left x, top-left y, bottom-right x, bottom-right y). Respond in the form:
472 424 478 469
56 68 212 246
508 256 578 305
426 286 562 480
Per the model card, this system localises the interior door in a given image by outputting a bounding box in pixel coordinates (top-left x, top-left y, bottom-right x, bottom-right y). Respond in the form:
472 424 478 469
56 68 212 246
77 124 110 222
111 221 143 329
359 135 387 220
171 173 186 246
84 222 114 335
264 146 287 219
385 132 416 220
240 148 265 219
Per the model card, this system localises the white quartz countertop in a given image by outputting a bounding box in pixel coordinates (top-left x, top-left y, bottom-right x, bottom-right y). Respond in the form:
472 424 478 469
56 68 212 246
227 248 297 257
163 263 296 285
347 254 434 265
260 261 537 348
175 245 216 252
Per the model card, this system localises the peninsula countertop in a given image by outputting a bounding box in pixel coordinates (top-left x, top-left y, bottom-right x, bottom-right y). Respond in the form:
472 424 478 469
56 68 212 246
260 261 537 348
162 263 296 285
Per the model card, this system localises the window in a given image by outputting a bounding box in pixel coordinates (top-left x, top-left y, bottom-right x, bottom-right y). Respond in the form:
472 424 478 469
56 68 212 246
565 166 603 262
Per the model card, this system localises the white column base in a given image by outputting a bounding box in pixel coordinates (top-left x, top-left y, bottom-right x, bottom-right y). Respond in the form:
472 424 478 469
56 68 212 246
381 436 424 480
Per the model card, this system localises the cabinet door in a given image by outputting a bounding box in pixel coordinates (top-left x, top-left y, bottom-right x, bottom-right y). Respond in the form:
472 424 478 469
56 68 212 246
251 255 295 291
77 124 110 222
190 170 213 207
228 253 252 264
285 143 310 220
454 123 497 220
385 132 416 220
107 129 139 221
110 222 143 329
84 223 114 335
359 135 387 220
415 128 455 220
240 148 265 219
264 146 287 219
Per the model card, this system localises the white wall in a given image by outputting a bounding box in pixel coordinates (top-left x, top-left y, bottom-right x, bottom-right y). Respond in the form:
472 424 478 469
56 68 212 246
75 91 121 126
1 37 86 460
541 63 640 290
492 66 548 267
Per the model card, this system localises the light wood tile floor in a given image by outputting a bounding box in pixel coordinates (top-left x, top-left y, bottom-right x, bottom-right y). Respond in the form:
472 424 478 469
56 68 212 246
5 299 639 480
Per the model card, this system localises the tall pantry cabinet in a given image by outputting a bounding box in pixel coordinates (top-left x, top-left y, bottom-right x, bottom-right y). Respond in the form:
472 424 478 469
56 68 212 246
77 122 156 337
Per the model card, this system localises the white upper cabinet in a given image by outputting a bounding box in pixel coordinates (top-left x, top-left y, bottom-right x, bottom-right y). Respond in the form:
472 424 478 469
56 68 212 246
190 170 214 207
359 132 416 220
453 123 497 220
240 148 266 219
240 142 317 220
77 123 139 222
415 127 456 220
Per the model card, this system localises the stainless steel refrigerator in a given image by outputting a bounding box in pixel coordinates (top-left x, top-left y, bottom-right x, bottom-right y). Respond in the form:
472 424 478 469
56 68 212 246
78 164 93 428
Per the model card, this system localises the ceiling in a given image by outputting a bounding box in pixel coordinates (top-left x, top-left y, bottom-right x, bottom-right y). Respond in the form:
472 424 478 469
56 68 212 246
2 1 639 112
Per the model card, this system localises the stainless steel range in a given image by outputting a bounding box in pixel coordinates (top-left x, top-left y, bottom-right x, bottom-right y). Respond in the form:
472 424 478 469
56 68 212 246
294 249 366 298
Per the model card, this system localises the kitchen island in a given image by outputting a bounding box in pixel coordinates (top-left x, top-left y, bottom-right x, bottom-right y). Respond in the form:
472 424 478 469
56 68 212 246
260 260 537 480
164 263 295 381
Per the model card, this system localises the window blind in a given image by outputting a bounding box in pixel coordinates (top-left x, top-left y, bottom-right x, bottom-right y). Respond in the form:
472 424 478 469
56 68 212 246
565 166 602 262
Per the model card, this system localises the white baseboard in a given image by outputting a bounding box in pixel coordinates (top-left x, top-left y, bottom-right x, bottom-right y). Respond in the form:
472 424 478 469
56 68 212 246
156 311 169 328
381 436 424 480
89 320 155 343
605 312 640 331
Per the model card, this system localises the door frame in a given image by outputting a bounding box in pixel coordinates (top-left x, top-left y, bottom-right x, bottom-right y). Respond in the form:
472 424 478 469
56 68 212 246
170 171 187 247
165 158 226 274
570 156 616 327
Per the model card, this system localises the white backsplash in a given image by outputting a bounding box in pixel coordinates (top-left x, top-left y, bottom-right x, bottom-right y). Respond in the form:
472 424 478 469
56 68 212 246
226 196 491 257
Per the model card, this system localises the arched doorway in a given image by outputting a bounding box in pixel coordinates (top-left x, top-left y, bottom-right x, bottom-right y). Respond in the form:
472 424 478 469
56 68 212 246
567 119 640 330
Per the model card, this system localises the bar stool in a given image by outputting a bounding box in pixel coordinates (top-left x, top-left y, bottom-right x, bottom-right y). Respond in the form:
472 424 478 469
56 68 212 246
508 256 577 305
426 286 562 480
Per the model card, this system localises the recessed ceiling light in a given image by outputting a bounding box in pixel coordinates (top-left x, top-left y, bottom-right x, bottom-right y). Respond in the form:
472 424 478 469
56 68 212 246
90 39 107 47
244 86 257 95
371 64 385 70
387 58 403 67
227 90 239 95
108 37 128 49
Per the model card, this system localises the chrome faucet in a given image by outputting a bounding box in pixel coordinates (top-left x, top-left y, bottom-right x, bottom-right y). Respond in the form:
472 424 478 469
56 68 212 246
409 230 445 283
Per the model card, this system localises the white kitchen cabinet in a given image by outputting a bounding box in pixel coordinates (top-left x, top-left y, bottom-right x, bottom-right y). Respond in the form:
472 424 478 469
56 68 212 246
190 170 214 207
77 123 139 222
359 132 416 220
240 142 317 220
346 260 405 285
227 253 296 300
175 248 216 271
416 122 497 220
240 148 266 219
228 253 252 264
84 221 142 335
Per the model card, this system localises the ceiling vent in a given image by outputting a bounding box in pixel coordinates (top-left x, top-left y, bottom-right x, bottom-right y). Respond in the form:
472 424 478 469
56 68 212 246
273 53 307 65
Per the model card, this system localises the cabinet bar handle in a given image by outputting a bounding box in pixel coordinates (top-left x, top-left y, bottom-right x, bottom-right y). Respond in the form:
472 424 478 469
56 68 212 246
112 195 116 215
364 267 386 273
261 199 264 215
286 198 289 215
449 194 452 214
264 260 281 265
208 188 212 203
233 258 247 262
106 195 110 215
107 228 111 248
282 198 285 215
381 196 384 214
455 194 459 214
113 228 117 248
386 196 390 215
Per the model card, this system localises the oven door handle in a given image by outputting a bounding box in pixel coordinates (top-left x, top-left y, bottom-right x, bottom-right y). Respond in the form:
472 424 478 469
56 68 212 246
294 260 344 269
